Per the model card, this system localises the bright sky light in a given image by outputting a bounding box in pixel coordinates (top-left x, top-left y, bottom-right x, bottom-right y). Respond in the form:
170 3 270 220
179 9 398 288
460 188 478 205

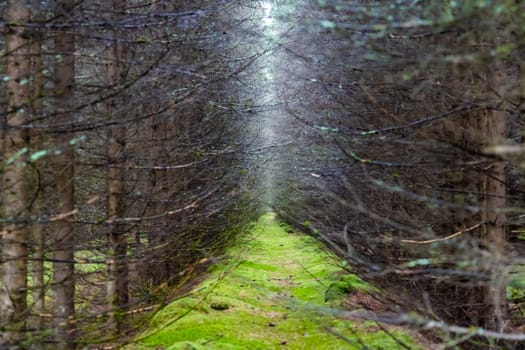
261 1 274 26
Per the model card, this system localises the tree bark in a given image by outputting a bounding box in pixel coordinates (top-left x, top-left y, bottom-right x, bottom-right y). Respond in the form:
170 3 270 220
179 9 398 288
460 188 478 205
53 0 76 347
147 114 170 287
480 66 507 332
1 1 31 345
29 0 46 337
106 0 129 332
450 65 508 334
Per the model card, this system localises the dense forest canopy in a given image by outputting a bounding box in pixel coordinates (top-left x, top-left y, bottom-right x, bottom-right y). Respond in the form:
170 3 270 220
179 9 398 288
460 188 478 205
0 0 524 348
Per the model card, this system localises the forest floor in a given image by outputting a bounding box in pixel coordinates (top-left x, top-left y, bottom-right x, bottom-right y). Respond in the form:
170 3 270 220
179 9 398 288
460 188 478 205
128 213 420 349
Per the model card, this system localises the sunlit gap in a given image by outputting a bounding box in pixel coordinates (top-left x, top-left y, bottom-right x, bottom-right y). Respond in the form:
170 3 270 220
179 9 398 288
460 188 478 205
258 1 279 210
261 1 274 27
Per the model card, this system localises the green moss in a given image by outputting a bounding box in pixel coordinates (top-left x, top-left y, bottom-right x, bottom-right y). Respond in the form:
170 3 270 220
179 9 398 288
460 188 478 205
325 274 380 302
75 249 106 274
128 213 420 350
239 260 279 272
362 329 416 349
209 298 231 311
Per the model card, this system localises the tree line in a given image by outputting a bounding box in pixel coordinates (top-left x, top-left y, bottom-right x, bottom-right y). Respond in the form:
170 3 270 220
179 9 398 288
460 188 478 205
0 0 257 348
273 0 525 348
2 0 525 349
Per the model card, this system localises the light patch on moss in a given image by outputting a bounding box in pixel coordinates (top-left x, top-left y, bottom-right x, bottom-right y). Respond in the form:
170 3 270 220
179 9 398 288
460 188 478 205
128 213 420 349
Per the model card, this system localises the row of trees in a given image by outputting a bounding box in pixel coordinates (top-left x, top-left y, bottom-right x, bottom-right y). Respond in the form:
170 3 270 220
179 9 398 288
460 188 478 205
3 0 524 348
272 0 524 348
0 0 256 348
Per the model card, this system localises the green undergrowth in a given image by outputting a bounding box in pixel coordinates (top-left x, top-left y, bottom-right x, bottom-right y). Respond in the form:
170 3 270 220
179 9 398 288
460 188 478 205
129 213 418 350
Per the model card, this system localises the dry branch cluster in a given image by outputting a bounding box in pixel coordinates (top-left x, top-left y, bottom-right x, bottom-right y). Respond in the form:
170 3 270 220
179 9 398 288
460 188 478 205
0 0 256 348
274 1 525 348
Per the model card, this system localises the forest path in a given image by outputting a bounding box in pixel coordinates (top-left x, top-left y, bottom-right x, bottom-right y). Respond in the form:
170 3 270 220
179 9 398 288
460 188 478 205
129 213 417 349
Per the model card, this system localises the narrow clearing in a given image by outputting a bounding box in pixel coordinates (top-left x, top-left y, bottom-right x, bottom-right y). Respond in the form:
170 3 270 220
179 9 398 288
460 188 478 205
131 214 417 349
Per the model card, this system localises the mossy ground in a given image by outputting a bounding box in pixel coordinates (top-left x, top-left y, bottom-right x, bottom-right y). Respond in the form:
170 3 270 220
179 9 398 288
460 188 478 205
129 213 418 349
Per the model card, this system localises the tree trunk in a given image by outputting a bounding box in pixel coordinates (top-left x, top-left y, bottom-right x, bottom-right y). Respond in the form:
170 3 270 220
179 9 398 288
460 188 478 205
147 114 170 287
516 0 525 108
450 65 508 334
53 0 76 347
106 0 129 331
1 1 31 345
480 66 507 332
29 0 46 337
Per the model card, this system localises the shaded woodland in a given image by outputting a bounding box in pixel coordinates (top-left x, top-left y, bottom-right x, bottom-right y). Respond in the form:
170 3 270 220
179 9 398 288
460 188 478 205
275 1 525 348
1 1 256 348
0 0 524 349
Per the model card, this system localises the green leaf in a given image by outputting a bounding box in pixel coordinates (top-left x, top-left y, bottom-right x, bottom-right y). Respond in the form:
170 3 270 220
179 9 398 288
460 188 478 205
320 20 336 29
407 258 432 267
6 147 28 165
69 135 86 145
30 150 48 162
494 43 514 57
